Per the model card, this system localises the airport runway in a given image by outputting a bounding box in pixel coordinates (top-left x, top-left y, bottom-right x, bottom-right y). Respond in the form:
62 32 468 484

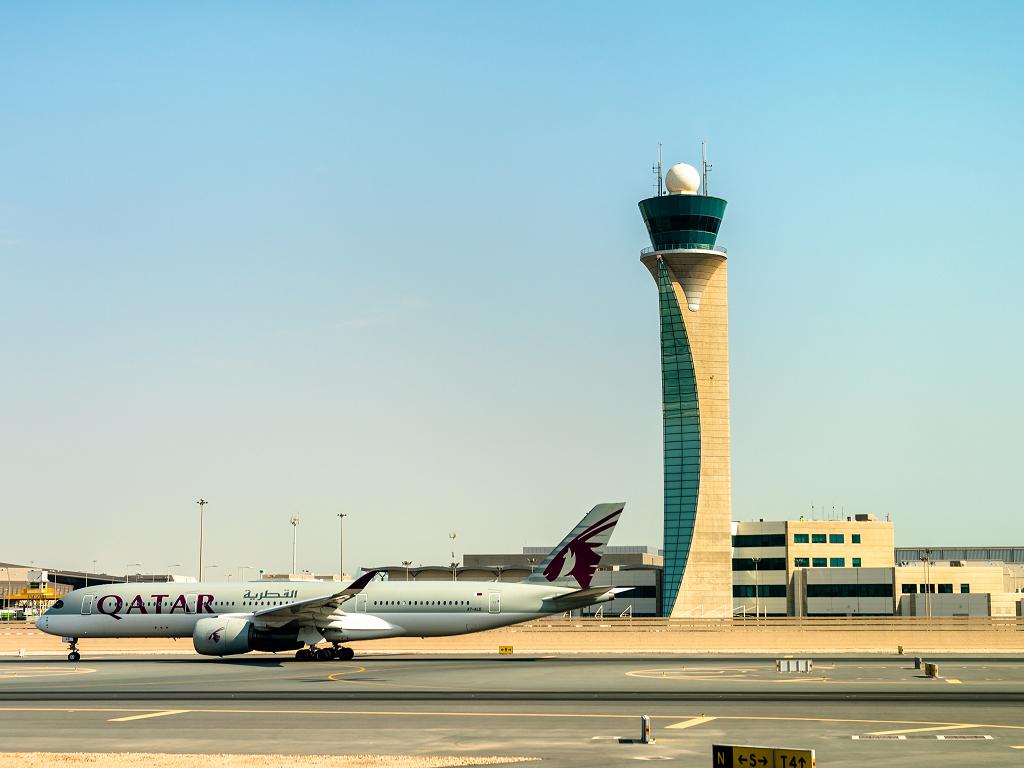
1 654 1023 766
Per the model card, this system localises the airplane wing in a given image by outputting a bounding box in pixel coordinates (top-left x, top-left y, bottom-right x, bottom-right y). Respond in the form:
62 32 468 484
250 570 379 626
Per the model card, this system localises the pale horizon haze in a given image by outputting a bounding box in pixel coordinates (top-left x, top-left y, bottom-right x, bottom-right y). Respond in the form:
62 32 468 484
1 3 1021 580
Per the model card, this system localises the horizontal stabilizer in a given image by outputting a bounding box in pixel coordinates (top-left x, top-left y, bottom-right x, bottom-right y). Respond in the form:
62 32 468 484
544 586 631 605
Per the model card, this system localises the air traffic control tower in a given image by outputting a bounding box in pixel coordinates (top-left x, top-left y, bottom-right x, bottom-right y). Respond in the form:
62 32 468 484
639 162 732 618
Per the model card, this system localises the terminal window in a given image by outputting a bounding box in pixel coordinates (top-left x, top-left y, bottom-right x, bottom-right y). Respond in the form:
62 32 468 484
811 533 827 543
902 584 918 593
920 583 936 593
938 583 953 594
829 533 845 544
793 533 810 544
794 557 810 568
852 557 862 567
812 557 827 567
829 557 845 567
961 583 970 593
852 534 861 544
732 533 787 548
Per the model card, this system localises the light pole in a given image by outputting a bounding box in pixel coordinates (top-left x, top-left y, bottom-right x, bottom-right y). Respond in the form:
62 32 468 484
238 565 254 582
290 515 300 574
3 567 9 610
449 531 457 582
204 564 219 581
450 561 459 582
91 560 98 587
196 498 209 582
751 556 761 620
167 564 181 583
125 563 141 583
336 512 348 580
402 561 413 581
920 549 932 618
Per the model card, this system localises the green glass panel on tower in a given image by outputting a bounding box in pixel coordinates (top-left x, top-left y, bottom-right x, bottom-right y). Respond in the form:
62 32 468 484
655 259 701 616
638 194 727 251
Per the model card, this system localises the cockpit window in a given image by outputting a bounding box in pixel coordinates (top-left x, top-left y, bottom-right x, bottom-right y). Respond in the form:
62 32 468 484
53 600 64 610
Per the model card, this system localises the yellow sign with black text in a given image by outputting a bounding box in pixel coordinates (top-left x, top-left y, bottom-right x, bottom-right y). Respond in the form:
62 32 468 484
713 744 815 768
498 645 513 655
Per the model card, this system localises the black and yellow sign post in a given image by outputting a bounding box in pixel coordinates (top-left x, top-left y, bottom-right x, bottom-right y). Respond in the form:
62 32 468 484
713 744 815 768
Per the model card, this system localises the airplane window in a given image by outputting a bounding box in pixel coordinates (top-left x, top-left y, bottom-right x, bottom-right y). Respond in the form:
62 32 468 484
53 600 64 610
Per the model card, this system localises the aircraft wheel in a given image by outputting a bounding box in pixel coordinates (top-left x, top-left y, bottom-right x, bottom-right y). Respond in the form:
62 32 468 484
295 649 311 661
314 648 333 662
339 647 355 661
68 651 81 662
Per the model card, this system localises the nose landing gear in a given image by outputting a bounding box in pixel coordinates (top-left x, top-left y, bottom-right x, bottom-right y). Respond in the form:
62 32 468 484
64 637 80 662
294 644 354 661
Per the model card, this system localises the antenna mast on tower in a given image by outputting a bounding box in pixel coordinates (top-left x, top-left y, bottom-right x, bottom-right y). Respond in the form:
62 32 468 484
651 143 663 196
701 141 712 196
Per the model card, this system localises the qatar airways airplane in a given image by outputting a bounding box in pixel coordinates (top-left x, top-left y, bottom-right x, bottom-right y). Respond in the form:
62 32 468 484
37 503 625 662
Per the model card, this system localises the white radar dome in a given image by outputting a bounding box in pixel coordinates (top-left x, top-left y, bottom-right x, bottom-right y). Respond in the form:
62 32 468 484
664 163 701 195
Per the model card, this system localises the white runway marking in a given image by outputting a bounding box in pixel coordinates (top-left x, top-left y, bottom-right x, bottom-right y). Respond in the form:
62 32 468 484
108 709 190 722
666 716 717 730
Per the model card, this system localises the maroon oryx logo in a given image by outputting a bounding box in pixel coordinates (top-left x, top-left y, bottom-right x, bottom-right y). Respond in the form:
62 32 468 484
208 627 223 643
543 508 622 589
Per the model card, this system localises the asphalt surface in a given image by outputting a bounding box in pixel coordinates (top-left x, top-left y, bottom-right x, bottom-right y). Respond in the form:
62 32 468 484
1 654 1023 766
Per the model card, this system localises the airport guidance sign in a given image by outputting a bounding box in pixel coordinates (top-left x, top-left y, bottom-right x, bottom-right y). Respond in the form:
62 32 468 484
713 744 815 768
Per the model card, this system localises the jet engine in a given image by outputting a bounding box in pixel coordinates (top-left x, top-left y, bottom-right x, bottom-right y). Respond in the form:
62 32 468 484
192 617 303 657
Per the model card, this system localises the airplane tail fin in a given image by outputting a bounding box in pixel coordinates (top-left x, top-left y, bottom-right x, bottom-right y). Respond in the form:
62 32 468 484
524 503 625 590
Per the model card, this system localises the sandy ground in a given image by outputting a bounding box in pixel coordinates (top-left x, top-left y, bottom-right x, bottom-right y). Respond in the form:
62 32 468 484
0 754 537 767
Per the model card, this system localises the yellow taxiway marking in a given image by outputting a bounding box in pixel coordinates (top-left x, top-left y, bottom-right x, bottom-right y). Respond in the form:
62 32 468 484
666 716 717 730
946 678 962 684
108 709 190 722
0 666 96 681
868 724 986 736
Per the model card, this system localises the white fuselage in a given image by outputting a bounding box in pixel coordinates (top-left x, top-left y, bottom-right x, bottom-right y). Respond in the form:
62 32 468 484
37 578 601 644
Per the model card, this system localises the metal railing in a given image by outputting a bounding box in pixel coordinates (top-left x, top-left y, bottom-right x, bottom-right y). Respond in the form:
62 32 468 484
640 243 727 256
513 616 1024 632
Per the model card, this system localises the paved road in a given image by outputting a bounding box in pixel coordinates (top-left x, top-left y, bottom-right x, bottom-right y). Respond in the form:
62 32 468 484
1 655 1023 766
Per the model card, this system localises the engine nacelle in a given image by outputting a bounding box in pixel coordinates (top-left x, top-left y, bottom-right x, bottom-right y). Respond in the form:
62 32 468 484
192 617 303 657
193 617 253 656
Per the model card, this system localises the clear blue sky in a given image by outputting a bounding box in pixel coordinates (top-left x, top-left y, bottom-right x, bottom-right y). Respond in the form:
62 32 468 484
1 2 1021 578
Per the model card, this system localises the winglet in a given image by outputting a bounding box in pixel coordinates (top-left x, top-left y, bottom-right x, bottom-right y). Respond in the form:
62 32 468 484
342 569 380 596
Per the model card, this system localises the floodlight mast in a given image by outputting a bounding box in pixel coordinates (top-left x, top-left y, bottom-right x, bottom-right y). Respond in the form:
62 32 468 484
290 515 301 574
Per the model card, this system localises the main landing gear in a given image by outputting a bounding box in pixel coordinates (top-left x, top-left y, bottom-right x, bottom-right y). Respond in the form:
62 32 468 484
294 644 354 662
65 637 81 662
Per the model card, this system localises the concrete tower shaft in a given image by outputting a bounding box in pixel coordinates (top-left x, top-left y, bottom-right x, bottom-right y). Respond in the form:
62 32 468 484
639 182 733 618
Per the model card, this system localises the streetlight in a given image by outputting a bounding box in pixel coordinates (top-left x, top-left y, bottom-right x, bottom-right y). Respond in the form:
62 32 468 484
402 561 413 581
204 564 219 581
920 549 932 618
125 563 141 583
166 564 182 583
196 498 209 582
238 565 254 582
751 556 761 620
337 512 348 580
449 531 457 582
450 562 459 582
290 515 300 574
